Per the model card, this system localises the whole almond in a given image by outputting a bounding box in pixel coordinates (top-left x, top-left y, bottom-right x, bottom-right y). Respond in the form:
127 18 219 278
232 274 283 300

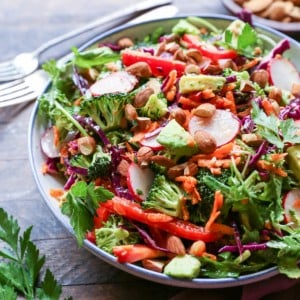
142 259 165 273
194 130 217 154
136 146 154 165
193 103 216 118
166 235 186 255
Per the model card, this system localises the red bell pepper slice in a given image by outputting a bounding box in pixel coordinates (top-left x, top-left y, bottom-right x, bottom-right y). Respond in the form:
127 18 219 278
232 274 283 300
113 244 165 263
182 34 238 61
93 204 112 229
104 197 219 242
121 50 186 77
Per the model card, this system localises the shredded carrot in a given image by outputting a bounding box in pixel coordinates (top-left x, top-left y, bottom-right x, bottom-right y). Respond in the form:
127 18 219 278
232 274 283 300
53 125 60 147
239 58 259 71
261 98 276 115
196 157 241 174
201 88 215 100
49 188 64 199
178 96 200 109
180 198 190 221
59 144 69 164
191 142 234 160
202 252 217 260
175 176 201 204
166 86 177 102
205 191 224 232
221 82 236 92
74 98 81 106
162 70 177 93
257 160 288 177
210 223 234 236
224 90 237 114
269 153 287 162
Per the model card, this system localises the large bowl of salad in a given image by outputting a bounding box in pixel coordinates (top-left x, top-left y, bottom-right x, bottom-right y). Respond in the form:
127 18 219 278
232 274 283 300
28 15 300 288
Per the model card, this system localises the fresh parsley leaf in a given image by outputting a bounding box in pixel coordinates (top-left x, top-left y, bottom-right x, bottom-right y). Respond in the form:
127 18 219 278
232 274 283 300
0 285 17 300
61 181 113 245
0 208 66 300
237 23 257 52
252 101 300 149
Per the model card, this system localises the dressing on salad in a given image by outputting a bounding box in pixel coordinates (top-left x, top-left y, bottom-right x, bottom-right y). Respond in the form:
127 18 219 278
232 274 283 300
39 16 300 279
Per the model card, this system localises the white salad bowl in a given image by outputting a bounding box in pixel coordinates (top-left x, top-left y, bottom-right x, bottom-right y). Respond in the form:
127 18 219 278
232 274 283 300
28 14 300 288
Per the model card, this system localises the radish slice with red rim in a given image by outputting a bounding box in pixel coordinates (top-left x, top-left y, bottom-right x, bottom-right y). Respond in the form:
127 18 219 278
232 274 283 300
268 57 300 92
283 189 300 225
127 163 155 201
188 109 240 147
41 127 60 158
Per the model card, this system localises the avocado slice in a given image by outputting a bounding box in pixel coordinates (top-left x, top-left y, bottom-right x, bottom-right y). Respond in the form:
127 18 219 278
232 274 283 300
287 145 300 182
156 119 198 159
179 74 226 94
164 254 201 279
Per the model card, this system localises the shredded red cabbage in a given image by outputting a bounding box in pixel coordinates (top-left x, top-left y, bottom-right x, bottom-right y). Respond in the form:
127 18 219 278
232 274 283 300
64 173 77 190
249 140 268 167
218 242 268 253
279 97 300 120
132 223 170 252
256 39 290 70
72 67 90 96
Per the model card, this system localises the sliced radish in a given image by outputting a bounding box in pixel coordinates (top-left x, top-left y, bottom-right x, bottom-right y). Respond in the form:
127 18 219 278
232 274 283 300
268 57 300 92
140 134 164 151
41 127 60 158
127 163 155 201
90 71 138 96
283 189 300 225
188 109 240 147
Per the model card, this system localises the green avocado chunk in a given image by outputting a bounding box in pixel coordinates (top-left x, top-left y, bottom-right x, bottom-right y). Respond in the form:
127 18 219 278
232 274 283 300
179 74 226 94
164 254 201 279
156 119 198 158
287 145 300 182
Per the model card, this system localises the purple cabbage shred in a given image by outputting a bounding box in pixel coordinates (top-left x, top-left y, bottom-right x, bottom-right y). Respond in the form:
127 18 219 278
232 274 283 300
218 242 268 253
256 39 291 70
248 140 268 167
279 97 300 120
72 66 90 96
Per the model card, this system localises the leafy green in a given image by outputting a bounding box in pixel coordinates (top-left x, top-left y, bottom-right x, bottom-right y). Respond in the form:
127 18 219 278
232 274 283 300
252 101 300 149
267 230 300 278
61 181 114 245
71 46 120 69
224 21 258 56
0 208 65 300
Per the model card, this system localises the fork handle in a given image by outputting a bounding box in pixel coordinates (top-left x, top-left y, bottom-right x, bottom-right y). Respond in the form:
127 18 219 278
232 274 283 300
33 0 172 56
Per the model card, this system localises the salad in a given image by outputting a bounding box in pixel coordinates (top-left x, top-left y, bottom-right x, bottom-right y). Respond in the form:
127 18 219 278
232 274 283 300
38 16 300 280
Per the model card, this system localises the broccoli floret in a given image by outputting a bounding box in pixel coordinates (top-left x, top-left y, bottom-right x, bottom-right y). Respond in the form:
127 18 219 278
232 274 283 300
95 215 140 253
139 93 168 120
143 174 184 218
188 167 232 224
80 92 134 132
70 146 111 179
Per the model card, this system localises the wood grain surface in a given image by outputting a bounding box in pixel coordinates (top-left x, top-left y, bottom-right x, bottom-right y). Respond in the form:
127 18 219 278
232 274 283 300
0 1 299 299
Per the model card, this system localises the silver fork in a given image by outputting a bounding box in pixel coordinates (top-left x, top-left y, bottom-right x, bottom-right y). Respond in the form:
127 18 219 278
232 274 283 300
0 70 50 108
0 0 171 83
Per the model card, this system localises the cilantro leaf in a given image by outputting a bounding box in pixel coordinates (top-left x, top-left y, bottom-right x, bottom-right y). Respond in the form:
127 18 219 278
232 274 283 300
252 101 300 149
0 208 66 299
61 181 113 245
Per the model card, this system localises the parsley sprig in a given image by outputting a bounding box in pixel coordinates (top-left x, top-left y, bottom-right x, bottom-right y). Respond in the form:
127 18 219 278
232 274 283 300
61 181 114 245
0 207 69 300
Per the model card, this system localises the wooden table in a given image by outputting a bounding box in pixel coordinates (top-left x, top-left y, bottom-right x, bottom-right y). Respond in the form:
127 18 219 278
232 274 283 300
0 0 299 299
